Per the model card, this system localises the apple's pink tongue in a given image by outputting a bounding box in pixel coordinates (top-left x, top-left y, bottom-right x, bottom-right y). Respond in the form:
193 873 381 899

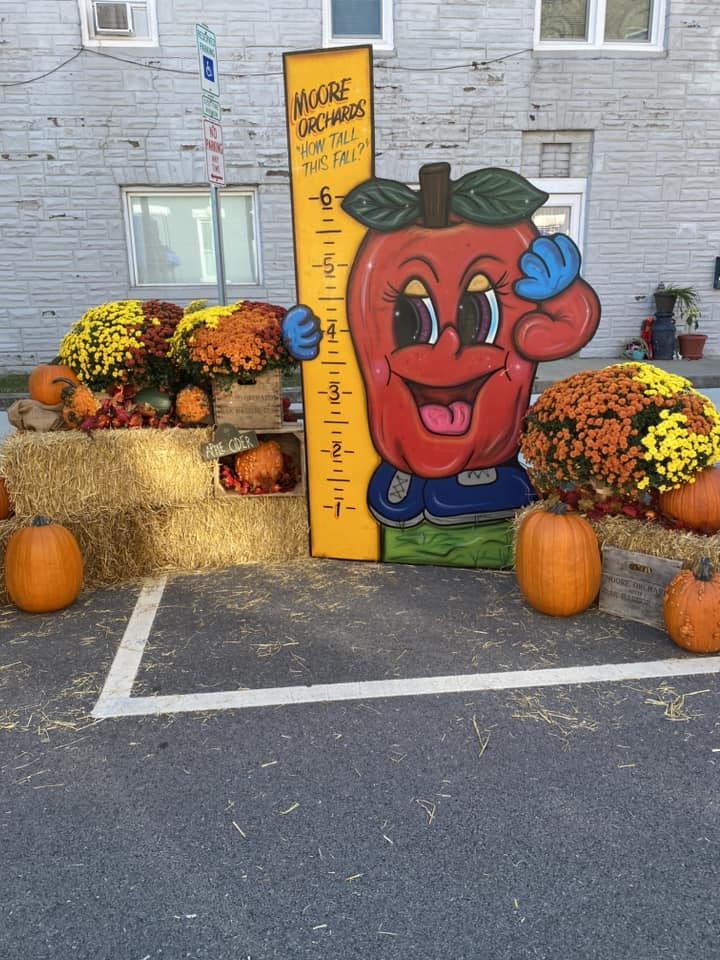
419 401 471 435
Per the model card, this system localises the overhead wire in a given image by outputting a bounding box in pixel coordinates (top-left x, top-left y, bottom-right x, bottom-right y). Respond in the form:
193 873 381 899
0 43 533 87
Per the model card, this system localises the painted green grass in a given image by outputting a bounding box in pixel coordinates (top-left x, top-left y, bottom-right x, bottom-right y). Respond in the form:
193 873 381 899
382 519 515 569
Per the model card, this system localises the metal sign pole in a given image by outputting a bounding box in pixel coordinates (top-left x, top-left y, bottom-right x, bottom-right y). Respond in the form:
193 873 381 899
196 24 226 307
210 183 226 306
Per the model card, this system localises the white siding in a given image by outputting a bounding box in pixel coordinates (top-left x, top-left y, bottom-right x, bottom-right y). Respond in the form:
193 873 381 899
1 0 718 365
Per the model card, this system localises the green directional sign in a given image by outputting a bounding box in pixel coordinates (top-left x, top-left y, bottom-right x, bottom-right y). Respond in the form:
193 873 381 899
201 92 221 123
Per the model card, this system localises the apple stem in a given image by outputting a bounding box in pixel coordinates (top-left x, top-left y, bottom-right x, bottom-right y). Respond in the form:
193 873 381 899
419 162 451 228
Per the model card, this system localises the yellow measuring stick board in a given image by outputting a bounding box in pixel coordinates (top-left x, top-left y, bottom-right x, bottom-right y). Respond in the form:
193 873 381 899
284 47 379 561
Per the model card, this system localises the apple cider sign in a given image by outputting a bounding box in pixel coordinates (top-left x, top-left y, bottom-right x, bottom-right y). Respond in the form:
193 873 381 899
283 48 600 569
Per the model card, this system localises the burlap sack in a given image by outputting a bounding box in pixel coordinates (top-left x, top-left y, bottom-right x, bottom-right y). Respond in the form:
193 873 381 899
7 399 66 432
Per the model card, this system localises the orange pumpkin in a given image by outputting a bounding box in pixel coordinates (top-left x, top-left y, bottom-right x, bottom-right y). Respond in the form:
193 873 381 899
515 502 601 616
175 385 211 424
234 440 284 489
0 476 12 520
4 516 83 613
663 557 720 654
58 380 100 428
28 364 80 406
658 467 720 534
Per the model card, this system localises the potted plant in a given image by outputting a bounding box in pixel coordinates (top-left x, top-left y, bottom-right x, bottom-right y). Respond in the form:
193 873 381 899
670 287 705 360
653 284 704 359
653 283 700 316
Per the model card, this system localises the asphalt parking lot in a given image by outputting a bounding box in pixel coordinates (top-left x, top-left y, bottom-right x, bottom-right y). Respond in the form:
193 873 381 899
2 558 720 959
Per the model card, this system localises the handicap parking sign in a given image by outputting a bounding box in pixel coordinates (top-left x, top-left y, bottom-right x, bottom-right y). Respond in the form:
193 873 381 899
196 23 220 97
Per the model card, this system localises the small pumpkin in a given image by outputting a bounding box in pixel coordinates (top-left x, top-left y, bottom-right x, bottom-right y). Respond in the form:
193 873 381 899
515 501 602 616
134 387 172 416
58 379 100 428
234 440 284 489
663 557 720 654
175 385 211 424
28 364 80 406
658 467 720 534
0 476 12 520
4 516 83 613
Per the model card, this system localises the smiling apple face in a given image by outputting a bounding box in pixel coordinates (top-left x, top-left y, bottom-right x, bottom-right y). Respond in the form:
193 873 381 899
346 218 539 478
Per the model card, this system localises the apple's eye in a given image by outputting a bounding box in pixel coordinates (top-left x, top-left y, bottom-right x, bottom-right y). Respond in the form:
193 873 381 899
393 279 439 348
457 273 499 345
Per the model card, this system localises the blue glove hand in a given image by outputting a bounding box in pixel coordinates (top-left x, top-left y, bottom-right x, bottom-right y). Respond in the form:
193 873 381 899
514 235 581 302
282 304 322 361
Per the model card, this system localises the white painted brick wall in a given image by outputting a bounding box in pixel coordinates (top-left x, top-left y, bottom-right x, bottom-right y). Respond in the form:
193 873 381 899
0 0 719 366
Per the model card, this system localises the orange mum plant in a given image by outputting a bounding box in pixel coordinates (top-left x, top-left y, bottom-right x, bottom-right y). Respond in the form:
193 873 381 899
168 300 295 388
520 363 720 509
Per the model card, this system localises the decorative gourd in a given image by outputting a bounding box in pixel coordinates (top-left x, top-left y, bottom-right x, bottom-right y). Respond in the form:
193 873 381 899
234 440 284 489
658 467 720 534
4 516 83 613
663 557 720 654
0 476 12 520
175 385 211 424
134 387 172 416
515 502 602 616
28 364 80 406
58 379 100 428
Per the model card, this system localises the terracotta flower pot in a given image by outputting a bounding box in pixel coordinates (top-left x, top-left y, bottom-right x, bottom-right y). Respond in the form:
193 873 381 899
677 333 707 360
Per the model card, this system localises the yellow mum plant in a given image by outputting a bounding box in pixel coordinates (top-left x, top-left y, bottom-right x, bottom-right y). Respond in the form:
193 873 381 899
58 301 144 389
57 300 184 391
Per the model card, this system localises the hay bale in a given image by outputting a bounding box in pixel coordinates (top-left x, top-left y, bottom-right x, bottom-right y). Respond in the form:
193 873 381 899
0 427 309 607
0 516 26 606
146 495 309 569
590 514 720 570
0 496 309 606
0 511 159 606
513 501 720 570
3 428 215 518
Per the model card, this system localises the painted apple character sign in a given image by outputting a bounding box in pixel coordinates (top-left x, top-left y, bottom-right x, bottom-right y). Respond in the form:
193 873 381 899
283 162 600 531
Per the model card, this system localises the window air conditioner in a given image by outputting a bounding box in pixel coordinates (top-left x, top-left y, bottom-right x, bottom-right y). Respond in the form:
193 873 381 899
94 2 132 34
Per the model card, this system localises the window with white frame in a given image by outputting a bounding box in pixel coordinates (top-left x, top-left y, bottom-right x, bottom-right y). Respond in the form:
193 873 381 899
322 0 394 50
530 179 586 247
79 1 159 46
124 189 260 287
535 0 665 51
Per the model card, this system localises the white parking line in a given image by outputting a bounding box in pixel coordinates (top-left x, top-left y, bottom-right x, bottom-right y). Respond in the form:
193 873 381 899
91 655 720 719
93 576 167 703
91 576 720 719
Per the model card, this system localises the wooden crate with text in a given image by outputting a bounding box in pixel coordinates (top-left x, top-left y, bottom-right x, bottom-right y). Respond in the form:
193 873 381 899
599 546 682 630
213 427 306 499
211 369 284 430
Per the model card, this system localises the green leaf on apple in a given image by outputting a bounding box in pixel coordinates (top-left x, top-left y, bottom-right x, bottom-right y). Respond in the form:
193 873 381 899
451 169 549 224
342 179 421 231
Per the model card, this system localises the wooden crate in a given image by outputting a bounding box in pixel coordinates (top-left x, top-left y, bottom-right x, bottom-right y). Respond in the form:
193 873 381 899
214 427 306 499
212 369 283 429
598 546 683 631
